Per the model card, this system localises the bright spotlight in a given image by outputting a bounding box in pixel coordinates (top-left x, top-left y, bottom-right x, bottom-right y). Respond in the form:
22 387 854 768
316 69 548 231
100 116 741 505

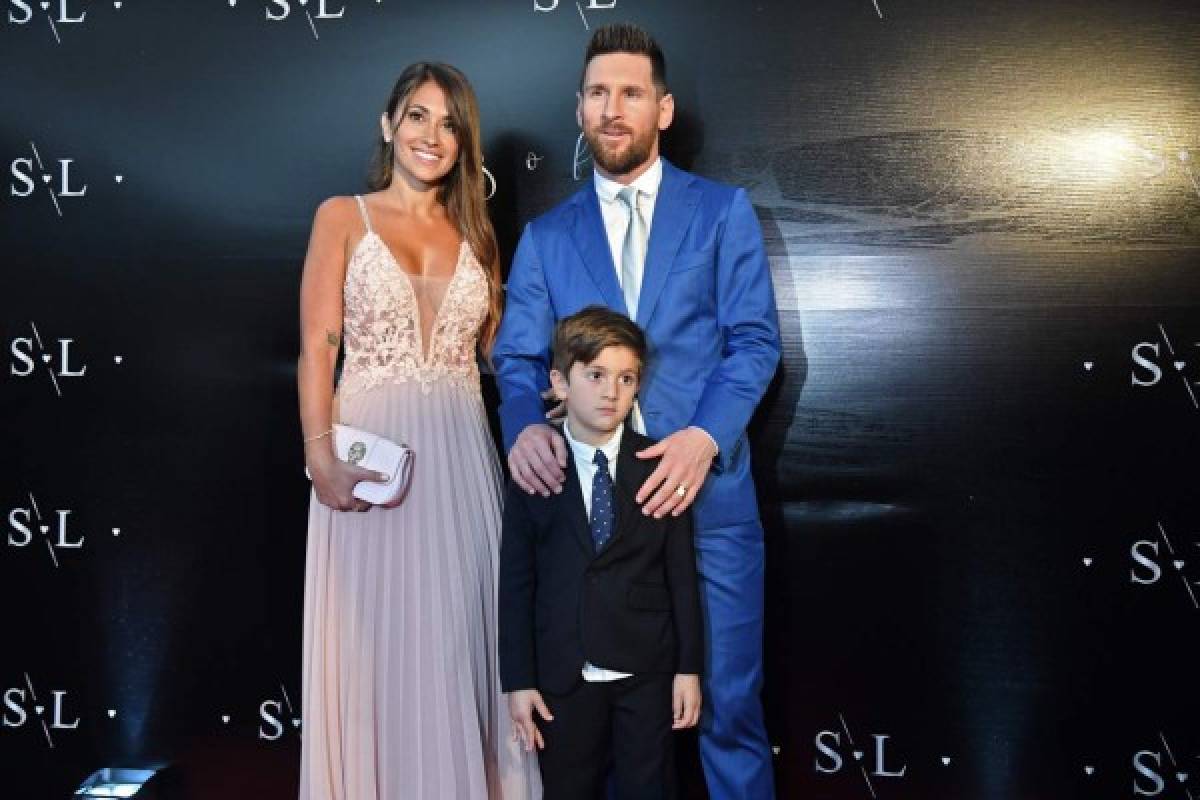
73 767 173 798
1072 131 1134 173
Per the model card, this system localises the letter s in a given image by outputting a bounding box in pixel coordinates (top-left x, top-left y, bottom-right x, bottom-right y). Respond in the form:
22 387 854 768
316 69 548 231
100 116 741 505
1133 750 1165 796
2 688 26 727
1131 342 1162 387
8 508 32 547
8 1 33 24
1130 540 1162 585
9 158 34 198
259 700 283 741
815 730 843 774
9 337 34 377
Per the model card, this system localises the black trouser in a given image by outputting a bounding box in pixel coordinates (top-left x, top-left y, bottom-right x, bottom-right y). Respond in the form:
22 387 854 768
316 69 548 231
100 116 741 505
538 673 676 800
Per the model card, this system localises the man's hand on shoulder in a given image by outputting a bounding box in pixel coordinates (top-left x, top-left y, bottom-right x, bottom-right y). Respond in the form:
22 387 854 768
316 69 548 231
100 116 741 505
635 427 717 518
508 423 567 497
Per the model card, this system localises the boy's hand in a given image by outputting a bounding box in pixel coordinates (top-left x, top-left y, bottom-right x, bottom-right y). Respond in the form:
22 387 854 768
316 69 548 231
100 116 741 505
671 674 702 729
508 689 554 751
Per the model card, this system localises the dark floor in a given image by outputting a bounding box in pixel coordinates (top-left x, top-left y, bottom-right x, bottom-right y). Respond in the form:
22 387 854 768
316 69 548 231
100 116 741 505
159 729 709 799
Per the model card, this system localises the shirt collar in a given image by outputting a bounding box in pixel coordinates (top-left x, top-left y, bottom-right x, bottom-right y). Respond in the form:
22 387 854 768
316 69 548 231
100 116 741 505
563 418 624 471
593 157 663 205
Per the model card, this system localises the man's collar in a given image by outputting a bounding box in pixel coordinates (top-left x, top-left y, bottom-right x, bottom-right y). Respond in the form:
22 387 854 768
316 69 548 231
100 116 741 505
593 157 663 204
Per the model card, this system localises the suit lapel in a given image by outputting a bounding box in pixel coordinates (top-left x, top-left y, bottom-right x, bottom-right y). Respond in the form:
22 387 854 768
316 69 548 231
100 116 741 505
570 187 628 315
637 160 701 329
559 459 594 556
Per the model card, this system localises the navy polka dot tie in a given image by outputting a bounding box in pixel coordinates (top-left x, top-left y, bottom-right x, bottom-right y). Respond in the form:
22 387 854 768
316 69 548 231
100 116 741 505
590 450 614 552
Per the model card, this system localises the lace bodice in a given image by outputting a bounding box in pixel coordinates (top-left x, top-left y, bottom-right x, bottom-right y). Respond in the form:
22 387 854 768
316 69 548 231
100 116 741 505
338 196 488 397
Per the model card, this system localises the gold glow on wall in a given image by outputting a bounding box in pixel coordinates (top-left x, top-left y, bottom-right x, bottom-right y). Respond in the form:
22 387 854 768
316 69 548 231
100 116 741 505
1017 122 1197 198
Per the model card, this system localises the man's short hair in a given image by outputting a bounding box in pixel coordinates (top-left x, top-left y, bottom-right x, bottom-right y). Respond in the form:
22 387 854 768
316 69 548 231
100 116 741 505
552 306 648 377
580 22 668 94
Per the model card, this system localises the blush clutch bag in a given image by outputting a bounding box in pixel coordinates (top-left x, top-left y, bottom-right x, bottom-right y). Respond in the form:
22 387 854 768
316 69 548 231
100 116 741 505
306 424 414 505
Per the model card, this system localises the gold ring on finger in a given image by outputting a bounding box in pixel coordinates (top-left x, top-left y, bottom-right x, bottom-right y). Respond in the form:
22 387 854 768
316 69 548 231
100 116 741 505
675 484 688 498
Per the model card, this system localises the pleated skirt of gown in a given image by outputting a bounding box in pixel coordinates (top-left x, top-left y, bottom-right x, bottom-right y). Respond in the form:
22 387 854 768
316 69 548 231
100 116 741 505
299 380 542 799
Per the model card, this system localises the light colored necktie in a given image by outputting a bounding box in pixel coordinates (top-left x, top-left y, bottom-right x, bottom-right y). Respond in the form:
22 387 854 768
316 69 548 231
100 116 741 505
616 186 646 320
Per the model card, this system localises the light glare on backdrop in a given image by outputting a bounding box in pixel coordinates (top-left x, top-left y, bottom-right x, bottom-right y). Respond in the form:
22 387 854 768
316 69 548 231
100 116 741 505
73 767 163 799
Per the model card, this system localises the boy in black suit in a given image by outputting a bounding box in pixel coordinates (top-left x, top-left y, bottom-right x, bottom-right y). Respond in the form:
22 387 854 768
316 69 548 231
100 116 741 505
499 306 703 800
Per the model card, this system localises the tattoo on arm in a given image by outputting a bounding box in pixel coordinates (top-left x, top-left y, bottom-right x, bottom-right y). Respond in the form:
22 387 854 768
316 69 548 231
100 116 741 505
325 329 340 347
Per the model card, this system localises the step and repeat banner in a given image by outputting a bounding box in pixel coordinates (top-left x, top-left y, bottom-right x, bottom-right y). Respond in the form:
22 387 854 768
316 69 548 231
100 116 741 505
3 0 1199 797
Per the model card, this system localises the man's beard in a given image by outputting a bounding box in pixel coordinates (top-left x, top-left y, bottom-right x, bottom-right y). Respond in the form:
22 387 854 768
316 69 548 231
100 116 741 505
584 123 657 177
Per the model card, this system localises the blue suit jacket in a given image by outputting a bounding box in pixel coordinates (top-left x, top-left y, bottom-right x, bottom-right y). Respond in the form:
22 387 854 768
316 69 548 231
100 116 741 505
494 159 781 532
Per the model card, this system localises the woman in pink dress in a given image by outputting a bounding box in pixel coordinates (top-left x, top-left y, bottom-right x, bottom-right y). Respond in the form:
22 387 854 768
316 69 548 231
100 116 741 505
296 62 541 799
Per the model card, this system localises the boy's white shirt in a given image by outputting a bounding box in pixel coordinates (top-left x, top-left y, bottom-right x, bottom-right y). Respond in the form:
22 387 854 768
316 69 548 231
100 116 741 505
563 418 634 683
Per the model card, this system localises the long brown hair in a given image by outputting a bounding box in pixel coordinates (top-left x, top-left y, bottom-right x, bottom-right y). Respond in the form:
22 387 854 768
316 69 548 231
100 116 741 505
368 63 503 357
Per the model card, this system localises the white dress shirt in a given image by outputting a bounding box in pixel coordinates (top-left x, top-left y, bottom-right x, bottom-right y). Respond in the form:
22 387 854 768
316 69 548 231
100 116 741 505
563 419 634 683
591 160 719 456
594 157 663 292
594 161 662 437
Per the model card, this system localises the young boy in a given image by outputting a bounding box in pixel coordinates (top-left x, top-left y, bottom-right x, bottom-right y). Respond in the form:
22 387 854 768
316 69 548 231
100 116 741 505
499 306 703 800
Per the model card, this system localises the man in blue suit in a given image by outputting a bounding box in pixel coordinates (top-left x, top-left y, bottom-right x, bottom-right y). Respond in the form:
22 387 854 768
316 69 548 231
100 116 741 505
494 23 780 799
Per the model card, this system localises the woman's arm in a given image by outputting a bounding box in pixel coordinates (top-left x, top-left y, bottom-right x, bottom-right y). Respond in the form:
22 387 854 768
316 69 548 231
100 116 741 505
298 197 387 511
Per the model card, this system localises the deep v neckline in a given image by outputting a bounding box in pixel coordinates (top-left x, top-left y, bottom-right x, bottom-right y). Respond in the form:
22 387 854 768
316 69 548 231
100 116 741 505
360 232 467 364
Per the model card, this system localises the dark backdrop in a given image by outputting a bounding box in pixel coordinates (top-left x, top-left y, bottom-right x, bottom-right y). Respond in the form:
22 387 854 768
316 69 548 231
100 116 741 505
3 1 1199 798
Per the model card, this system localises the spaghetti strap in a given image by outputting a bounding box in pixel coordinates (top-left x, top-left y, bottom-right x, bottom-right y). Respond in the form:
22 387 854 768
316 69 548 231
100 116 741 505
353 194 373 234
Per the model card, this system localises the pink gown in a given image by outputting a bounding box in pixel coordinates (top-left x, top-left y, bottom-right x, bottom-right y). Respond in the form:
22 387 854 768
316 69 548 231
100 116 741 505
299 195 541 799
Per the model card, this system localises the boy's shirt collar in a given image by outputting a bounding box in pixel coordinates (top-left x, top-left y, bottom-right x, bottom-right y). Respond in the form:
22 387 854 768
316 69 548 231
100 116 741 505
563 418 624 476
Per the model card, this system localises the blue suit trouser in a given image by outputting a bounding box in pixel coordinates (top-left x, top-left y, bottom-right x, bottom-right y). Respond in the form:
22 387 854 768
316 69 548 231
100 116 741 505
694 521 775 800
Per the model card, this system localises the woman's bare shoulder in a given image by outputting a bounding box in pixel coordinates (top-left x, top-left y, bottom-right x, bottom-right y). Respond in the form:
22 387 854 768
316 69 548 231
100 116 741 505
313 195 361 226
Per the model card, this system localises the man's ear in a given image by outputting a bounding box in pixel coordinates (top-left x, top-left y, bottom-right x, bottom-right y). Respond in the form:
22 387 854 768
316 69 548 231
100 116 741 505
657 92 675 132
575 92 584 130
549 368 569 401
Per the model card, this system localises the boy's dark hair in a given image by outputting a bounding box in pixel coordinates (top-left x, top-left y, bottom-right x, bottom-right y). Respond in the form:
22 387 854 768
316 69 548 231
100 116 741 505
579 22 668 95
552 306 647 376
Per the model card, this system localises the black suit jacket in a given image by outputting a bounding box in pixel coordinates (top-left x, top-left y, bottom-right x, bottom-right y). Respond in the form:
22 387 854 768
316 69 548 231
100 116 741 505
499 428 703 695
